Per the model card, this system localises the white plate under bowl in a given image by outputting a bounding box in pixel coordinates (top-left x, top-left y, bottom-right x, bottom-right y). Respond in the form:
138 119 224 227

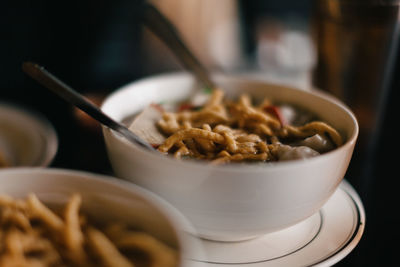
0 103 58 167
190 180 365 267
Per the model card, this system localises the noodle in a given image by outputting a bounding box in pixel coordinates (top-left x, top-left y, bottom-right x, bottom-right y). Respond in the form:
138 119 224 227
156 89 343 163
0 194 178 266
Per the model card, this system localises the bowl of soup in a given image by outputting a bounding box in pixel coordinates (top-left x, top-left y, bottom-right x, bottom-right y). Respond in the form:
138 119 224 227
101 72 358 241
0 168 203 266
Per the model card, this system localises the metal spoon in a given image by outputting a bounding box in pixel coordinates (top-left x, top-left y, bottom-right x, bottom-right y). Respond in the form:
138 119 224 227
141 3 217 89
22 62 156 151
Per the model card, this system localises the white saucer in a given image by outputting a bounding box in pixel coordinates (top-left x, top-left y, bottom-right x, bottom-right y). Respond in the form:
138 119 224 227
190 180 365 267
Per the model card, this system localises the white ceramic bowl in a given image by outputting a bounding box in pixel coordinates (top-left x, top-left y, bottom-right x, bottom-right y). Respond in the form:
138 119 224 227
0 103 58 167
101 72 358 241
0 168 204 266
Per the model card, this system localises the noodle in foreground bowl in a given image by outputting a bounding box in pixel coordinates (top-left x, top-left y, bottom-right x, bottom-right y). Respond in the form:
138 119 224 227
0 168 203 266
101 73 358 241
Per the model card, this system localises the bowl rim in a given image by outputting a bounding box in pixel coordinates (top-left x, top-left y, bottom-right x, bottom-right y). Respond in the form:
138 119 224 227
0 167 197 263
0 102 58 167
101 71 359 173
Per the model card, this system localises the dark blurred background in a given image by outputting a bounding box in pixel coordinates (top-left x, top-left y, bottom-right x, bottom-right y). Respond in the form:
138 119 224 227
1 0 399 266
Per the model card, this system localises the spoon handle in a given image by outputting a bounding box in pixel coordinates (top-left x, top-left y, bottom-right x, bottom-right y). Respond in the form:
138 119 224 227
142 3 216 89
22 62 155 151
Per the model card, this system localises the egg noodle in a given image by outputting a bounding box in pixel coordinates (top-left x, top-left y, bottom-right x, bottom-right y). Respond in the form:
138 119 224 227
157 89 342 163
0 193 178 267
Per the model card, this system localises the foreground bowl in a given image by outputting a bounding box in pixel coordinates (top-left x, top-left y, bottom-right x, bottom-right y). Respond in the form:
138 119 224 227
101 72 358 241
0 168 203 266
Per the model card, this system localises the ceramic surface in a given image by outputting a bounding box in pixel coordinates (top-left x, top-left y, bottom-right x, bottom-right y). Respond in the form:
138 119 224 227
101 72 358 241
190 180 365 266
0 103 58 167
0 168 204 266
